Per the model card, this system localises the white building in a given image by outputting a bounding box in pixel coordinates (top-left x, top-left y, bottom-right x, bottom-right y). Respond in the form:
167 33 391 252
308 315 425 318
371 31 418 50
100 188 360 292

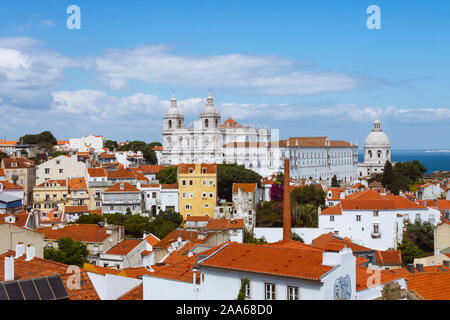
319 190 442 251
36 154 87 185
358 120 392 178
69 135 105 153
143 241 357 300
102 182 142 214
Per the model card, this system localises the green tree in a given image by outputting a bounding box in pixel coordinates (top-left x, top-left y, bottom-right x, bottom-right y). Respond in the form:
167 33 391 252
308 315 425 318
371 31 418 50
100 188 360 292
290 185 326 208
158 210 183 226
237 278 250 300
291 232 304 243
123 214 151 238
243 229 267 244
331 175 339 187
255 201 283 227
20 131 57 145
44 237 89 267
291 203 318 228
389 173 410 195
405 220 435 253
381 161 395 187
217 163 262 201
400 240 426 265
104 140 118 151
51 151 69 158
148 218 178 239
0 151 7 164
156 166 178 184
72 214 103 224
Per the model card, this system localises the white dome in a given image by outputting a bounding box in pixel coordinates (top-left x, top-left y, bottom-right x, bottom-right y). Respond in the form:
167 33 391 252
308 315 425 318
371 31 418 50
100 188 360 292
364 120 391 147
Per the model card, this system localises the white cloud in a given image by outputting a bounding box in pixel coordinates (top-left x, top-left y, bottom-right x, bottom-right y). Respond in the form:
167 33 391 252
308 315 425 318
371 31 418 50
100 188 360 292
93 44 363 95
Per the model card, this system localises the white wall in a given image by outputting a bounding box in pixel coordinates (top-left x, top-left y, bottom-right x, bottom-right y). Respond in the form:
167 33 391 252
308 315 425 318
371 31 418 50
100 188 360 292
254 227 323 244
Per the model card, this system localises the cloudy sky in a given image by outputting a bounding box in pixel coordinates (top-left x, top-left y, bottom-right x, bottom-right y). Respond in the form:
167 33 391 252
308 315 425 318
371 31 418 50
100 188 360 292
0 0 449 149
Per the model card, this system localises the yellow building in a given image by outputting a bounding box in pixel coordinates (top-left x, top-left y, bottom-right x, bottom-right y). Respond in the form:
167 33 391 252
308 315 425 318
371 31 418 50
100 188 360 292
178 163 217 219
33 179 68 211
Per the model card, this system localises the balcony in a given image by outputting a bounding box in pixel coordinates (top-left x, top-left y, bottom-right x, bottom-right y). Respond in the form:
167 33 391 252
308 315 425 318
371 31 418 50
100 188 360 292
371 232 381 238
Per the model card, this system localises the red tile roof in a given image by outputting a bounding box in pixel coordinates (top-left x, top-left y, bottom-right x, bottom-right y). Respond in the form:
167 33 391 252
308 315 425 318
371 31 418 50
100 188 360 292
375 250 402 266
35 224 114 243
36 179 67 188
0 180 24 190
64 205 89 214
99 153 116 159
221 118 242 129
152 146 163 151
118 284 143 300
355 266 405 292
198 242 334 281
68 178 87 191
145 233 160 246
0 211 30 228
312 233 373 253
178 163 217 174
104 182 140 193
407 273 450 300
87 168 107 177
161 182 179 189
149 255 200 283
106 168 136 179
0 251 99 300
232 183 257 193
106 239 142 255
206 219 244 231
2 157 35 169
265 239 322 251
154 230 202 249
138 165 165 174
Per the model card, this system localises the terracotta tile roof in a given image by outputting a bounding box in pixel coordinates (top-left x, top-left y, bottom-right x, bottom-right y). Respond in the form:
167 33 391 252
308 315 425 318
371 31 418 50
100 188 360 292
0 181 24 190
99 153 116 159
198 242 334 281
39 210 65 224
221 118 242 129
145 233 160 246
90 209 102 215
312 233 373 253
106 168 136 179
161 182 179 189
35 224 113 243
83 263 121 275
64 205 89 214
355 256 370 266
375 250 402 266
0 211 30 228
407 273 450 300
76 152 90 158
57 140 69 145
0 140 17 146
232 183 257 193
206 219 244 230
106 239 142 255
355 266 405 292
2 157 35 169
36 179 67 188
154 230 201 249
118 284 143 300
104 182 140 193
186 216 210 222
178 163 217 174
149 255 201 284
152 146 163 151
265 239 322 251
68 178 87 191
0 168 4 176
138 165 165 174
140 183 160 188
321 205 342 215
0 252 99 300
87 168 107 177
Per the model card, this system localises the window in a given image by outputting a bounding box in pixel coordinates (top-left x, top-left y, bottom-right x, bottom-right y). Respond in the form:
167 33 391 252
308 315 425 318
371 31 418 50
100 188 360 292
356 215 361 222
204 203 209 208
330 216 334 222
209 192 214 198
182 180 186 186
189 180 193 186
96 202 101 207
110 206 114 210
45 168 50 174
152 192 157 199
209 180 214 186
202 180 207 186
265 283 276 300
185 204 191 210
241 279 250 298
59 169 63 174
202 168 207 174
189 193 194 199
373 224 380 234
415 214 421 222
202 192 207 199
287 286 299 300
182 192 187 199
189 168 194 174
373 210 379 217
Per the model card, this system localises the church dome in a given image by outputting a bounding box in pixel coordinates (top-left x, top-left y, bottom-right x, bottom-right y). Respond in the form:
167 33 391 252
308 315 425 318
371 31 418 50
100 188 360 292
364 120 391 147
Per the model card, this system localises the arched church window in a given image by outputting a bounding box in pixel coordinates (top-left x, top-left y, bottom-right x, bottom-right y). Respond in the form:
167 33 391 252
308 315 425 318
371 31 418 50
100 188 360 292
215 119 218 127
368 150 372 158
178 120 181 128
168 120 172 129
205 119 209 128
377 150 382 158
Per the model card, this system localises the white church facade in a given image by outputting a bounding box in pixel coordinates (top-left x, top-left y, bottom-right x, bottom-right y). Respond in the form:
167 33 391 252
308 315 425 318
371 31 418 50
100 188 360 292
161 93 359 184
358 120 392 178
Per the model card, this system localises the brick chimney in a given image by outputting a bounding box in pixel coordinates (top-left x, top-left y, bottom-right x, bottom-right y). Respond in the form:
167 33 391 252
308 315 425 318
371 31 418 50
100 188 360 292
283 158 291 241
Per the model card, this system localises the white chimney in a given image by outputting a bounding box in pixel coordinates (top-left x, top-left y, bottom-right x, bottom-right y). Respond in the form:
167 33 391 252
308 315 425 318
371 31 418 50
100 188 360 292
25 244 35 261
15 242 25 258
4 255 14 281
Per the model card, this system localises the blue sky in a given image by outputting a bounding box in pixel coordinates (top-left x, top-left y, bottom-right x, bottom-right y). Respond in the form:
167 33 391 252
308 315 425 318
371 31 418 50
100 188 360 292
0 0 449 149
